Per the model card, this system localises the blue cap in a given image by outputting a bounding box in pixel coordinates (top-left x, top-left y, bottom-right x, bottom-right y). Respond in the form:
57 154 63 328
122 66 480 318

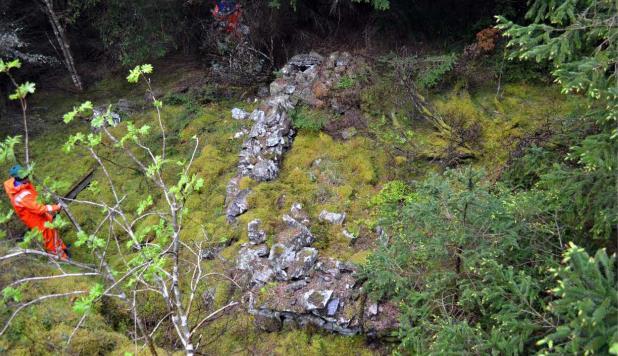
9 165 27 179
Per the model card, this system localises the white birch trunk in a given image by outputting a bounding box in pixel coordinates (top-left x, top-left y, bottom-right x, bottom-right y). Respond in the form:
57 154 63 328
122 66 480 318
40 0 83 91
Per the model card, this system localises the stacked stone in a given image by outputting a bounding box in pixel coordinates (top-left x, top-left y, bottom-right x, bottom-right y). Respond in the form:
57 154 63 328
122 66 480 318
235 204 398 336
225 52 326 222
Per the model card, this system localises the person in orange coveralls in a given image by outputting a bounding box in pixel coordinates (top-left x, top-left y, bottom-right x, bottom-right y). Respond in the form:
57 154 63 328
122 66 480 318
213 0 242 33
4 165 68 260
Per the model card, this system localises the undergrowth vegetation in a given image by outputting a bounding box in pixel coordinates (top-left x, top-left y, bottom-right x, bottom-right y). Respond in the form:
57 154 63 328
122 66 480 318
1 0 616 350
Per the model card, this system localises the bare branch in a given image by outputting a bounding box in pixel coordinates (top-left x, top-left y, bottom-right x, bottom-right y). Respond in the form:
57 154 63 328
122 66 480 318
0 291 87 336
189 301 239 336
8 272 101 288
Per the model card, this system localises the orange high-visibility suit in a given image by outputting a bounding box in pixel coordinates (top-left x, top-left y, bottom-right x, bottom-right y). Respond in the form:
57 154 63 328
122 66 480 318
4 178 67 259
213 2 242 33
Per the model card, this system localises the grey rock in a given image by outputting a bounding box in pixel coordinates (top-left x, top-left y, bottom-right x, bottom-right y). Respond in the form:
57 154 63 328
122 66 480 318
319 210 346 225
267 95 294 110
201 248 218 260
253 265 275 284
290 203 310 225
250 109 265 122
286 280 307 292
248 219 266 244
281 215 315 251
226 189 250 222
336 52 351 67
266 135 282 147
303 289 333 311
326 298 340 316
288 53 323 70
340 127 357 140
237 246 262 271
270 79 287 96
251 160 279 182
288 247 318 279
284 85 296 95
254 310 282 332
254 244 270 257
367 303 378 316
342 229 356 240
336 261 356 273
231 108 250 120
268 244 296 280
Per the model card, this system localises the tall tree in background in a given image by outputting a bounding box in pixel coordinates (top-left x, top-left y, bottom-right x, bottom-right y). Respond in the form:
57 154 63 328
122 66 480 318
40 0 83 91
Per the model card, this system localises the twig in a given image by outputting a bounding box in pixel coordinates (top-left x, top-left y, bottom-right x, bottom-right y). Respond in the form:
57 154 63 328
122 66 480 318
189 301 239 336
0 291 87 336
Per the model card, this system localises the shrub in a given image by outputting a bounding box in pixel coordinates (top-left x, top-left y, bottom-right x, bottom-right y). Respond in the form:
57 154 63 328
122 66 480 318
291 106 328 132
362 169 572 354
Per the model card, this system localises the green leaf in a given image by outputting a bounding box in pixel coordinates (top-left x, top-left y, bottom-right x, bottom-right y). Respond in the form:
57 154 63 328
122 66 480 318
63 110 77 124
9 82 36 100
2 287 22 302
0 58 21 73
141 64 153 74
127 66 142 83
136 195 154 215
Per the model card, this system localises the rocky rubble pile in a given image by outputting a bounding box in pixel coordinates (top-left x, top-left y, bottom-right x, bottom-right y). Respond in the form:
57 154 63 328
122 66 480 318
225 52 360 222
235 204 399 336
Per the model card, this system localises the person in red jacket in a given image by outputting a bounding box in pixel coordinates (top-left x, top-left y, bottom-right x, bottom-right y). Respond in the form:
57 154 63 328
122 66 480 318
4 165 68 260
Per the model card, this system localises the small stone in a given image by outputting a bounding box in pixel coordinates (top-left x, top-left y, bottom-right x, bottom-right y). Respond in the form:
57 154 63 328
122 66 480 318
201 248 218 260
342 229 356 240
319 210 346 225
288 247 318 279
254 244 270 257
270 78 287 96
266 135 282 147
367 303 378 316
254 310 282 332
250 109 265 122
248 219 266 244
253 266 275 284
290 203 310 225
340 127 357 140
226 189 250 222
251 160 279 182
336 52 351 67
280 215 315 250
336 261 356 273
284 85 296 95
233 131 246 139
326 298 340 316
303 289 333 310
286 280 307 292
232 108 250 120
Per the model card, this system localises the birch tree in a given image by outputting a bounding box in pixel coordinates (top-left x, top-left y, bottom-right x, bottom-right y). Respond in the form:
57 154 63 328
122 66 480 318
39 0 83 91
0 63 241 355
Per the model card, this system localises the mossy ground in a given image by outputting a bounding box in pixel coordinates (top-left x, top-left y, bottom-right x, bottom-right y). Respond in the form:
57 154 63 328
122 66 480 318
0 59 584 354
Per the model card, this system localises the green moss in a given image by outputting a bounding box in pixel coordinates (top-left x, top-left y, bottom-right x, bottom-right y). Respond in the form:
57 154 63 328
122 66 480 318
239 176 256 190
349 250 372 265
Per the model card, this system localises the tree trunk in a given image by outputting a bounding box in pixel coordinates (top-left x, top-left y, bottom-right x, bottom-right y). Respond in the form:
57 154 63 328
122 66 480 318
40 0 83 91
